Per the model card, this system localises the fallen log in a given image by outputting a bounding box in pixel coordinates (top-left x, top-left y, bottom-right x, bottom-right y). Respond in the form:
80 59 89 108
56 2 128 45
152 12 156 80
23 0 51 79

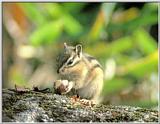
2 89 158 122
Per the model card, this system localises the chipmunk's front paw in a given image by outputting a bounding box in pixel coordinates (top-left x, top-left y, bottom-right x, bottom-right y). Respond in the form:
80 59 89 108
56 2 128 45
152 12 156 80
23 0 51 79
70 96 96 107
80 99 96 106
54 80 73 95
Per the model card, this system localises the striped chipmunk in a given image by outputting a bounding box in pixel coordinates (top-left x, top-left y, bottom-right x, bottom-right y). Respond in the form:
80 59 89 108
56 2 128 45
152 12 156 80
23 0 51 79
54 43 104 104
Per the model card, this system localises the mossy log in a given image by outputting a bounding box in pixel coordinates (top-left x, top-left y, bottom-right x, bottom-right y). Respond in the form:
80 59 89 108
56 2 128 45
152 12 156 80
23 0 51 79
2 89 158 122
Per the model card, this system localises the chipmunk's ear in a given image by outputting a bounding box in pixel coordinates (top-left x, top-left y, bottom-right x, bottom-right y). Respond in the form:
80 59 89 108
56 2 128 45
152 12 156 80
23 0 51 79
75 44 82 58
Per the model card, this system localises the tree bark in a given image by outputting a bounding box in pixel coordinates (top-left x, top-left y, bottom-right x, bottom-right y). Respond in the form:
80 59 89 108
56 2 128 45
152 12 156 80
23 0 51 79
2 89 158 122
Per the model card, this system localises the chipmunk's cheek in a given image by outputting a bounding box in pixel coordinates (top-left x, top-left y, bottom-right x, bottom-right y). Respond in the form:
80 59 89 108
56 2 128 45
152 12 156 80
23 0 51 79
59 67 73 75
62 68 70 74
63 68 67 73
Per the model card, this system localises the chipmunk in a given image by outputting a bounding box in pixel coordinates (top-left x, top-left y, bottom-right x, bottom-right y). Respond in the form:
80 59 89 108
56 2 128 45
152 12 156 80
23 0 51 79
54 43 104 104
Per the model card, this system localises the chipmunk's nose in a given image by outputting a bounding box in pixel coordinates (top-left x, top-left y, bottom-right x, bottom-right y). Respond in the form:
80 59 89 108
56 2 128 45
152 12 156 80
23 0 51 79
57 67 65 74
57 68 64 74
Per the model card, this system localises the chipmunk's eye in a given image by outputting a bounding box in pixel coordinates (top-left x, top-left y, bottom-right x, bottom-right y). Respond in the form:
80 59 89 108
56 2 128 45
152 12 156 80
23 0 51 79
67 59 73 65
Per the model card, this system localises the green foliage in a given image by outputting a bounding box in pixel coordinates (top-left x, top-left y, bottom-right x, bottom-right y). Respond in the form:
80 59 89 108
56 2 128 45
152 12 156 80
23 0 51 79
19 3 47 25
133 28 157 55
84 36 133 58
30 20 63 46
19 3 85 46
103 78 133 95
118 51 158 78
62 3 86 13
87 3 116 42
63 15 83 36
107 3 158 35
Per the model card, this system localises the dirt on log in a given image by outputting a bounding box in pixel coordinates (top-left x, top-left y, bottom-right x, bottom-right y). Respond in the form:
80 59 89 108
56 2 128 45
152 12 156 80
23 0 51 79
2 89 158 122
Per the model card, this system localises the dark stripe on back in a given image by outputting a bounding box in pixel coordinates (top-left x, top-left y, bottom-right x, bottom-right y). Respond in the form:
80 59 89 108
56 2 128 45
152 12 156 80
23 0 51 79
83 64 101 85
85 55 102 69
90 64 101 72
86 56 96 62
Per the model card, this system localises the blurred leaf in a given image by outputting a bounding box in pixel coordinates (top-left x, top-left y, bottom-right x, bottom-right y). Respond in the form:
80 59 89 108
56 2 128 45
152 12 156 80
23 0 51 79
85 37 133 58
102 78 132 95
62 3 86 13
30 20 63 46
118 50 158 78
142 3 158 14
133 28 157 55
112 7 140 23
108 4 157 34
87 10 105 42
87 3 116 42
43 3 63 19
108 37 133 54
63 15 83 36
19 3 47 26
102 3 116 25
